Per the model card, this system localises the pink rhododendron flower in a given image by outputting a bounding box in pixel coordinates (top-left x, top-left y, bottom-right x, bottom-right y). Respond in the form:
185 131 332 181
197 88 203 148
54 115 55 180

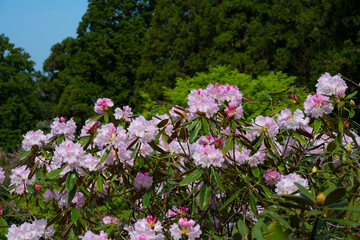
134 172 153 190
315 72 347 96
275 173 309 195
126 216 165 240
188 89 219 118
224 103 243 120
263 169 282 187
170 218 202 240
22 130 47 151
80 120 101 137
50 117 76 137
304 94 333 118
248 115 279 140
35 184 42 191
114 105 133 121
277 108 309 130
79 230 110 240
192 140 224 168
6 218 54 240
9 165 35 194
166 206 189 218
94 98 114 114
93 123 117 149
52 140 85 170
128 116 158 143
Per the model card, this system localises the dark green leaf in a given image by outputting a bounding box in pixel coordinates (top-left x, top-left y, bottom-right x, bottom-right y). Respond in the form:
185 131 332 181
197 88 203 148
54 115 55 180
180 169 204 186
189 121 202 143
221 190 241 210
104 112 109 123
65 172 76 192
96 146 112 168
202 118 210 135
212 168 224 191
71 209 81 224
143 190 151 208
86 114 103 124
19 151 31 161
251 167 260 177
294 182 315 202
199 183 211 211
236 219 249 239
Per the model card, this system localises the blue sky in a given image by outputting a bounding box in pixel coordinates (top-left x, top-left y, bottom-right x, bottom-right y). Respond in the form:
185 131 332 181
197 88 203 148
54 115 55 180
0 0 88 71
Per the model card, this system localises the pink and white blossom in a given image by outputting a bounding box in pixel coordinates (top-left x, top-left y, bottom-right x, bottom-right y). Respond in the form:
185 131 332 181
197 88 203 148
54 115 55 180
315 72 347 96
263 169 282 187
275 173 309 195
94 98 114 114
304 94 333 118
277 108 309 130
134 172 153 190
22 130 47 151
6 218 54 240
170 218 202 240
50 117 76 137
114 105 133 121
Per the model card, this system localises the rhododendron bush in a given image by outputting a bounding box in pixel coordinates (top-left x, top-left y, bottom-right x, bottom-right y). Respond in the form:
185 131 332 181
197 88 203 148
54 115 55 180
1 72 360 239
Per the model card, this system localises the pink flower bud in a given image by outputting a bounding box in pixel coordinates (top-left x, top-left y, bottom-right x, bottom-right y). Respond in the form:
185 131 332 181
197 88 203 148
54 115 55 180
60 117 65 123
35 184 41 191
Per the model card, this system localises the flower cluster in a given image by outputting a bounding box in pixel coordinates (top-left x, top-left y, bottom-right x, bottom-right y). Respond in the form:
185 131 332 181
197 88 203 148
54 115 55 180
9 165 35 194
126 216 165 240
22 130 47 151
315 72 347 96
6 219 54 240
170 218 202 240
94 98 114 114
79 230 111 240
134 172 153 190
50 117 76 137
275 173 309 195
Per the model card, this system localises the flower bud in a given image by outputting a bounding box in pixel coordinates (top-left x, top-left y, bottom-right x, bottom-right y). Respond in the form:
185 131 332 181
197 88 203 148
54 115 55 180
338 93 345 100
346 142 352 153
335 99 340 104
316 192 326 207
350 100 355 107
343 119 349 129
60 117 66 123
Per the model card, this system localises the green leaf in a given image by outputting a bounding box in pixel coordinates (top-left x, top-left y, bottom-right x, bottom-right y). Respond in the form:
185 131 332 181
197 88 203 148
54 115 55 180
104 112 109 123
37 196 45 209
189 120 202 143
222 139 234 153
57 134 65 145
236 219 249 239
86 114 103 124
19 151 31 161
349 109 355 118
327 141 337 153
71 209 81 224
199 183 211 211
267 211 292 229
97 175 104 193
324 187 346 206
281 195 314 206
202 117 210 135
221 190 241 210
180 169 204 186
292 131 307 145
67 185 77 204
249 194 258 217
106 224 115 235
253 219 264 240
143 190 151 208
93 223 111 231
65 172 76 192
48 167 65 179
212 168 224 191
294 182 315 202
324 218 360 226
79 136 91 147
251 167 260 177
118 210 133 220
96 146 112 168
346 90 358 99
313 119 321 133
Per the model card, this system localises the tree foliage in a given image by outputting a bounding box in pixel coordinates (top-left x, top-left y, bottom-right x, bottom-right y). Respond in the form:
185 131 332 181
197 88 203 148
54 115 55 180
0 34 41 151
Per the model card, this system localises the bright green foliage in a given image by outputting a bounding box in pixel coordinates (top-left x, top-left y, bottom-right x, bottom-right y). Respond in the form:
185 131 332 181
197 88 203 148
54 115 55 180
0 34 41 151
165 66 298 119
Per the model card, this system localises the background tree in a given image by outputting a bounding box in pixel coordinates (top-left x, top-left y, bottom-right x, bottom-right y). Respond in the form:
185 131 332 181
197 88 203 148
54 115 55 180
0 34 41 151
42 0 155 124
